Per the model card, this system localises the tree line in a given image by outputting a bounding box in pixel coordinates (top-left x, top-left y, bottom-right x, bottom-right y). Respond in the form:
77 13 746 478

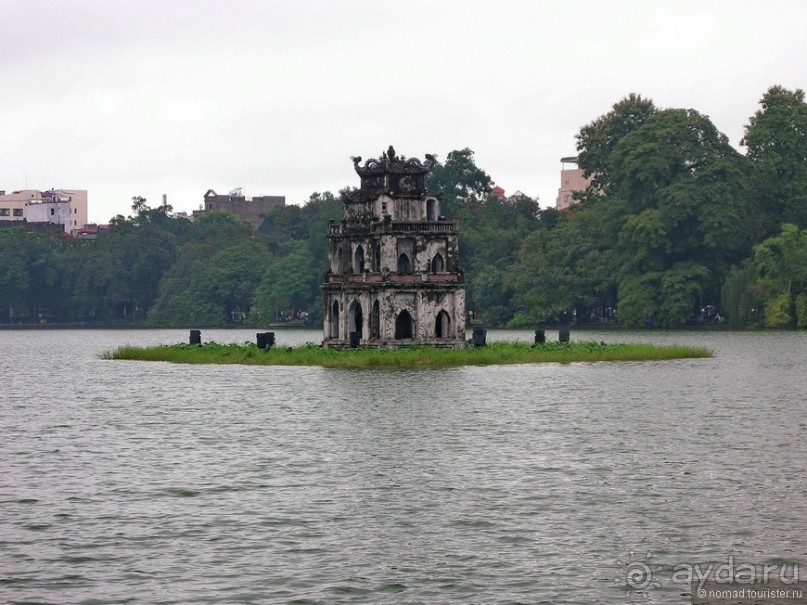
1 85 804 329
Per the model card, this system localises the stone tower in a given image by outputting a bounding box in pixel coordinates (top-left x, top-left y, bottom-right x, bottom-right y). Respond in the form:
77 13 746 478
322 146 466 348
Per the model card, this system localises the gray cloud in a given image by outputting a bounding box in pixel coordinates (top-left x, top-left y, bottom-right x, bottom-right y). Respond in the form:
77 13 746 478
1 0 805 223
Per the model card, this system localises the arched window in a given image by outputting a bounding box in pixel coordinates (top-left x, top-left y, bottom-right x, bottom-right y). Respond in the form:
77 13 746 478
353 245 365 273
372 240 381 272
348 300 363 338
330 300 340 338
435 310 451 338
397 253 411 274
395 310 414 340
336 247 343 273
370 300 380 339
426 198 438 221
431 253 445 273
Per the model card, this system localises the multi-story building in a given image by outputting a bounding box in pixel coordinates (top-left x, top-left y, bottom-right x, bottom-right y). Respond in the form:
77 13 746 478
0 189 88 234
193 188 285 228
322 146 466 348
555 156 591 211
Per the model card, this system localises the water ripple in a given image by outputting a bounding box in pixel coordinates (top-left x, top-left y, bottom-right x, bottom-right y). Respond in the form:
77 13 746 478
0 329 805 603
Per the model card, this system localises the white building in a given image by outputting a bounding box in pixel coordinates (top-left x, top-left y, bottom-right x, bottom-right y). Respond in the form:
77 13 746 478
0 189 88 235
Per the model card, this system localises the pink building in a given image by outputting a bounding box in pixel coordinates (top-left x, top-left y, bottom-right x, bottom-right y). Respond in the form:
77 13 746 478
555 156 590 211
0 189 88 235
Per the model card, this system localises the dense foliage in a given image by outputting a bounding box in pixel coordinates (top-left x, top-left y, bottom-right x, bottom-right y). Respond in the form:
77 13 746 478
1 86 804 329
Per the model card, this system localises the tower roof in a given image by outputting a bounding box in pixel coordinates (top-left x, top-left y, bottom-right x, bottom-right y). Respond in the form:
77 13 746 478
351 145 436 178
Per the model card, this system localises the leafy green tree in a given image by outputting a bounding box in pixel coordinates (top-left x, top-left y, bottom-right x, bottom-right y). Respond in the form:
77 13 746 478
616 273 659 327
753 223 807 327
0 229 78 322
742 86 807 233
507 197 619 326
796 293 807 328
507 229 566 326
252 241 318 322
256 192 343 324
193 210 254 241
658 261 711 326
606 108 746 324
191 240 268 322
72 220 177 320
299 192 343 263
576 93 656 195
426 148 493 216
453 192 549 324
721 261 762 328
260 204 306 242
0 230 31 321
148 213 262 326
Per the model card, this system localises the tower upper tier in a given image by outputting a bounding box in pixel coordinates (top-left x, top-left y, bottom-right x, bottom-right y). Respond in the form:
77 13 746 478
348 145 436 200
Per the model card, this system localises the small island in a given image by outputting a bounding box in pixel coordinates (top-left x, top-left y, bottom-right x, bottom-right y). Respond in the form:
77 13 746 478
105 341 711 368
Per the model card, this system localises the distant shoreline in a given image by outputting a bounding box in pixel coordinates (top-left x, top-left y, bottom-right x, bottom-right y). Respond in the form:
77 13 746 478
0 323 312 330
0 321 733 331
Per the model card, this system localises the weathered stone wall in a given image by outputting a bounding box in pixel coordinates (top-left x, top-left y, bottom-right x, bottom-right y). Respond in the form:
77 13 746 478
322 149 463 348
323 285 465 346
369 194 439 222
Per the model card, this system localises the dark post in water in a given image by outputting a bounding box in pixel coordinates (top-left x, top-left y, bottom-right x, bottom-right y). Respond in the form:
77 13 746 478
189 330 201 345
257 332 276 349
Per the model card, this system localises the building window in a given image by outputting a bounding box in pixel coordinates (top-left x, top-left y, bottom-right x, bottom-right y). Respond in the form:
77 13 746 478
0 209 9 216
353 245 365 273
397 253 411 274
13 208 23 217
435 310 451 338
426 198 437 221
51 208 55 216
395 310 414 339
370 300 380 339
431 253 445 273
330 301 339 339
348 300 363 338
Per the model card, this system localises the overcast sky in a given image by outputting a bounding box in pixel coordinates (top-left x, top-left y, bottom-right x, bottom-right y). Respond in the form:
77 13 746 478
2 0 806 224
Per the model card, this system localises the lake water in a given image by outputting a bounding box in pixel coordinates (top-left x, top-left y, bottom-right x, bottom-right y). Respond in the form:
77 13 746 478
1 328 805 604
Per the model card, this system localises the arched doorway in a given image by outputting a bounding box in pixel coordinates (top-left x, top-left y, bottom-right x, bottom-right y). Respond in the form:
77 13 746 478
353 245 365 273
370 300 380 339
431 253 444 273
330 300 339 338
435 310 451 338
348 300 363 338
397 253 411 273
395 310 414 339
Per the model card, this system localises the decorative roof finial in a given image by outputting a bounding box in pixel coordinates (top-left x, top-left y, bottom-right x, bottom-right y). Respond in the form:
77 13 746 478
388 145 396 160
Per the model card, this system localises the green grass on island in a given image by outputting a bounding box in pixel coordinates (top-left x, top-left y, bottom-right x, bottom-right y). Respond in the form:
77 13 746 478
104 340 712 368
